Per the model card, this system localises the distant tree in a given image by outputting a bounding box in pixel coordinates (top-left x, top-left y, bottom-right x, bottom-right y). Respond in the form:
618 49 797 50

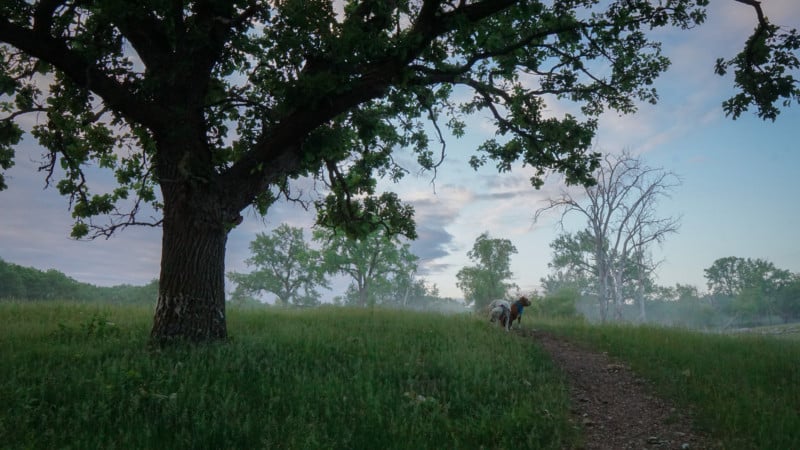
536 288 581 319
92 280 159 304
456 232 518 310
1 1 795 342
705 257 792 297
543 230 597 295
731 286 764 325
228 225 327 307
705 257 794 325
548 231 596 278
0 258 26 299
540 268 594 299
704 256 747 298
642 283 721 329
673 283 702 302
401 282 449 310
371 270 428 307
0 258 159 302
315 227 417 307
775 277 800 324
536 151 681 321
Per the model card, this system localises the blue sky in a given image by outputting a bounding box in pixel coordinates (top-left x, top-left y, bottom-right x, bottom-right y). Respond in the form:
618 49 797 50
1 1 798 301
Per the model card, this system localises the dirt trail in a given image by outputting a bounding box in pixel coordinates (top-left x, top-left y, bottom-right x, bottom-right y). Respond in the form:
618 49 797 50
525 330 715 450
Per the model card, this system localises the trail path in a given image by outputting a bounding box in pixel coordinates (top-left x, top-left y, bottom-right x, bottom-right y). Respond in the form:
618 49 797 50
525 330 716 450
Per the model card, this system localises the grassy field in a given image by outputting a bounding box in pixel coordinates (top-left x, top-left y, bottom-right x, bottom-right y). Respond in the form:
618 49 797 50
3 302 799 449
536 319 800 450
0 302 576 449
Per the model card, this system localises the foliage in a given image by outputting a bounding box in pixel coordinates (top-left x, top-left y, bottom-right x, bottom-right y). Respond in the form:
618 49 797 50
0 258 80 300
704 256 796 325
775 277 800 324
704 256 748 297
315 227 418 307
533 288 581 320
0 257 156 303
355 270 432 308
544 231 598 295
715 0 800 120
0 302 577 449
456 231 518 310
227 224 327 306
704 256 792 297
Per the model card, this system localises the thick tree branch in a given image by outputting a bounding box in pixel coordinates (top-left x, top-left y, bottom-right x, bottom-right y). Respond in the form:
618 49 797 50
733 0 766 26
0 20 166 130
32 0 64 36
110 8 173 69
734 0 771 65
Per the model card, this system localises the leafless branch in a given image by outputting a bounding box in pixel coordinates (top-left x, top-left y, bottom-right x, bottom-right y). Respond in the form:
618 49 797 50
536 150 682 321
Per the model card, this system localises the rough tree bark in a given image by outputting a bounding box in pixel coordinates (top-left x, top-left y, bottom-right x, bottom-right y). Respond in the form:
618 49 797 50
150 163 231 343
152 221 228 342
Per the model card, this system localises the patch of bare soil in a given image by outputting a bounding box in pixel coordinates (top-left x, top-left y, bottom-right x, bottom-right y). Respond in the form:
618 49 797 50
524 330 715 450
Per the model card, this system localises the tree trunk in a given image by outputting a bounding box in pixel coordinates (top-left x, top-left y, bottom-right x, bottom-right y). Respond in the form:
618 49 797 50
637 286 646 322
612 270 624 321
358 283 369 307
150 183 230 344
596 253 610 323
636 262 647 323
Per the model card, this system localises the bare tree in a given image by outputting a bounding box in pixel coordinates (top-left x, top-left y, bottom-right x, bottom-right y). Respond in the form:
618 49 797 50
536 151 681 321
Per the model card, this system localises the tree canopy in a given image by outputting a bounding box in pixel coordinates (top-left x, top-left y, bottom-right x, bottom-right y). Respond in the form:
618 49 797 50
314 226 418 307
456 231 518 310
704 256 793 298
704 256 798 325
228 224 327 306
0 1 796 342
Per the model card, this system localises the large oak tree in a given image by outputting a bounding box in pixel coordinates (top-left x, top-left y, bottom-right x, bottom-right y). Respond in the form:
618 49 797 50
0 1 796 343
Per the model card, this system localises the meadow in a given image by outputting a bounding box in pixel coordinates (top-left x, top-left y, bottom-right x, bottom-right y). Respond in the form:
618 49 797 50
0 302 576 449
535 320 800 449
2 302 799 449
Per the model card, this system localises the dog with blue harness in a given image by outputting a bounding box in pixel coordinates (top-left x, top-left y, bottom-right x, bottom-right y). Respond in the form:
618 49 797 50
509 296 531 329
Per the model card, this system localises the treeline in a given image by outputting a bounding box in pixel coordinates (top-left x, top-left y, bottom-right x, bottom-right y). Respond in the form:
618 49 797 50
525 152 798 329
539 256 800 329
0 258 157 304
228 224 468 313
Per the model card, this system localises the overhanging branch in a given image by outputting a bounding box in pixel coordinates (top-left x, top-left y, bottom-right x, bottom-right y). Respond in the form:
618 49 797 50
0 20 165 130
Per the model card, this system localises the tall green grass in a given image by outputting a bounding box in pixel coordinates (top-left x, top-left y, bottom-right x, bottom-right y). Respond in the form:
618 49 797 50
0 302 576 449
536 319 800 449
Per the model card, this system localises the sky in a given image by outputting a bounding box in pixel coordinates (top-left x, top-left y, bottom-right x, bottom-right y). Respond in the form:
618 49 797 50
1 1 799 301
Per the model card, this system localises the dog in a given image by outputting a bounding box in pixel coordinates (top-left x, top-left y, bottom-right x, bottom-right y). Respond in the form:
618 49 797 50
508 296 531 329
487 299 512 331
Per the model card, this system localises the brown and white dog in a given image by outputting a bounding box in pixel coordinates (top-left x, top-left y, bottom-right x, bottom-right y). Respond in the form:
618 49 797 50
508 296 531 329
487 299 512 331
488 296 531 331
